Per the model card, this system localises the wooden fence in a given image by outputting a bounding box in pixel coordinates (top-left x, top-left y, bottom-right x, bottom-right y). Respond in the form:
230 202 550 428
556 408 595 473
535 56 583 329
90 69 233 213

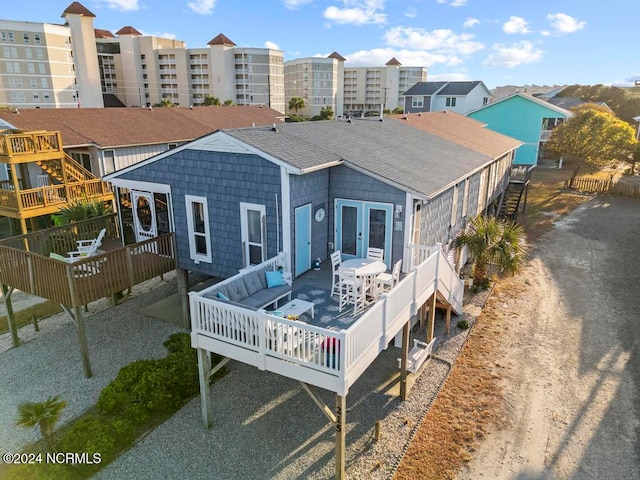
564 176 640 198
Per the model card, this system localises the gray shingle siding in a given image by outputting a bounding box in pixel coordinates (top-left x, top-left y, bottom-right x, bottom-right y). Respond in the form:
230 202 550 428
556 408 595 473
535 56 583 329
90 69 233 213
289 170 330 275
329 165 406 266
117 149 281 279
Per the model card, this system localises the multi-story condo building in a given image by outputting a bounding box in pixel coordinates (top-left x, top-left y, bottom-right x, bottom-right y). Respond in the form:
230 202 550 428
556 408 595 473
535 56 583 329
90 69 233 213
96 31 285 111
0 2 104 109
343 58 426 116
284 53 344 118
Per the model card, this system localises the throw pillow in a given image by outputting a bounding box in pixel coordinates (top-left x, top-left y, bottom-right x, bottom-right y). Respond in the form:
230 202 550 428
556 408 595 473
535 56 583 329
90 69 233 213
217 291 230 301
265 270 285 288
49 252 67 262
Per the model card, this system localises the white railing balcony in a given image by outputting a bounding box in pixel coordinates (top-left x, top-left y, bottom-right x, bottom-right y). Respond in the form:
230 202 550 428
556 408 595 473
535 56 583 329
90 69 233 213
540 129 553 142
190 247 463 396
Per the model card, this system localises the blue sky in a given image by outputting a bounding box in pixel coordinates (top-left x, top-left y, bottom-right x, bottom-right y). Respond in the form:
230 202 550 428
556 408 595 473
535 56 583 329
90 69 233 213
4 0 639 89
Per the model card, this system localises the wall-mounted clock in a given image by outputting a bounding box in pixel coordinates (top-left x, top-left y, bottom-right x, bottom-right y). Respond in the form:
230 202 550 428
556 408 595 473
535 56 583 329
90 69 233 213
314 207 326 223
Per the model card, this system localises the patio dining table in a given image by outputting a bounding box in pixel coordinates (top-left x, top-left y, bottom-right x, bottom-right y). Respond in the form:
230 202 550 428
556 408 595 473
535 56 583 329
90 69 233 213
339 258 387 302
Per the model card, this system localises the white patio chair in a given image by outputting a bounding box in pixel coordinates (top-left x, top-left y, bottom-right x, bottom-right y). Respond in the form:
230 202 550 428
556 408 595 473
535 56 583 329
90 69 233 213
330 250 342 297
68 228 106 259
338 268 366 315
376 259 402 293
367 247 384 262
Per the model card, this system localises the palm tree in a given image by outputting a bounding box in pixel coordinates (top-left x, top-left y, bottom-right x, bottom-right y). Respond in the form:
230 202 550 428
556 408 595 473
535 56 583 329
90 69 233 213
288 97 305 115
453 215 527 288
16 395 67 448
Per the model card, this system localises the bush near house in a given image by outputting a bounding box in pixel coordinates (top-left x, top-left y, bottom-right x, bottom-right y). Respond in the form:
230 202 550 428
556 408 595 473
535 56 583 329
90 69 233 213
1 333 227 480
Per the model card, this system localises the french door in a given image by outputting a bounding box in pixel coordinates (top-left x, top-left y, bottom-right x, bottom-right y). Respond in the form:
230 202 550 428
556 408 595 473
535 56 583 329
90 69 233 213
334 199 393 268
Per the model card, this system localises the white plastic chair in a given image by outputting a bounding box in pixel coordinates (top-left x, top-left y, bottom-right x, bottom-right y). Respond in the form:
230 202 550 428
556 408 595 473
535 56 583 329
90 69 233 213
376 259 402 292
367 247 384 262
68 228 106 259
330 250 342 297
338 268 366 315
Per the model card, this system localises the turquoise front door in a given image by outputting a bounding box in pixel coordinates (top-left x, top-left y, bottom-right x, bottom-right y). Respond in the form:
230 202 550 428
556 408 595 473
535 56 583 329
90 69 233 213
294 203 312 277
335 199 393 268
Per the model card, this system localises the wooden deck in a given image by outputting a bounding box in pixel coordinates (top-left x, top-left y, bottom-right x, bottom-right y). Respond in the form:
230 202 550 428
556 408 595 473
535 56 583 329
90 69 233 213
0 215 176 308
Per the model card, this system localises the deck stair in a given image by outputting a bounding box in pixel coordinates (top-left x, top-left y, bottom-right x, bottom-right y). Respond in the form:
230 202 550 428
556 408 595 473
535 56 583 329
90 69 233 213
397 338 436 373
497 181 526 221
36 153 95 184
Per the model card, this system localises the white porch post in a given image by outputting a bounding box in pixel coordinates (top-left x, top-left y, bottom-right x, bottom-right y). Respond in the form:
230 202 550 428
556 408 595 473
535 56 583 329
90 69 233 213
197 347 213 428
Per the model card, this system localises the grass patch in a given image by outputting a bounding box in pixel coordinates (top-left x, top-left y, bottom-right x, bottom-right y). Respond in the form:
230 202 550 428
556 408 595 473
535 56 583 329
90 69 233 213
518 168 592 243
0 333 227 480
0 301 63 336
395 165 614 479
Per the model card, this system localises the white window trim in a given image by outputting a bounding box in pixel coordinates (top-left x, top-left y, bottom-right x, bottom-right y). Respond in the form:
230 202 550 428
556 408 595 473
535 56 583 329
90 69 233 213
411 96 423 108
185 195 212 264
240 202 267 267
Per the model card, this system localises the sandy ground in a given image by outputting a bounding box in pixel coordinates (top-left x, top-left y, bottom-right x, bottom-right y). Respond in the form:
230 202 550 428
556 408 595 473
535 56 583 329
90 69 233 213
458 195 640 480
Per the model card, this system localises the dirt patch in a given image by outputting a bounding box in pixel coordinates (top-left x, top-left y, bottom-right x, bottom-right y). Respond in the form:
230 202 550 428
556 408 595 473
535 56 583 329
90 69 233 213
395 172 640 480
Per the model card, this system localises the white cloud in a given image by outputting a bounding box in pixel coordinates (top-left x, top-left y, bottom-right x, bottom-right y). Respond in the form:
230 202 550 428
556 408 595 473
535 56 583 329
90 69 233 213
503 16 531 34
547 13 586 34
483 41 543 67
463 17 479 28
282 0 313 9
384 26 484 56
102 0 139 11
404 7 417 18
264 41 280 50
428 72 471 82
188 0 216 15
345 47 462 68
438 0 467 6
138 29 177 40
324 0 387 25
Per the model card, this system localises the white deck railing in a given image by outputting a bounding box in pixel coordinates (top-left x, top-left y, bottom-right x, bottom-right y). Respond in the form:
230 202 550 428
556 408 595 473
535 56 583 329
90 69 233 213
190 245 464 396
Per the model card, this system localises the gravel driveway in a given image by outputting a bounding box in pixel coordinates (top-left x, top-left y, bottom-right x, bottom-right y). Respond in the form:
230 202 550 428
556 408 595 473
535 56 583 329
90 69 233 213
459 194 640 480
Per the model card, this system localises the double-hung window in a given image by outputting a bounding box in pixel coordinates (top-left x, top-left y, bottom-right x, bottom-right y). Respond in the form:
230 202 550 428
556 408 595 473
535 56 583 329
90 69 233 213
185 195 211 263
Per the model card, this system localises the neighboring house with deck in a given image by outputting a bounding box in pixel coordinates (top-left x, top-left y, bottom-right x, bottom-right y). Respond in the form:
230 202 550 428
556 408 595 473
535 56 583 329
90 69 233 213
104 116 521 478
0 106 285 179
467 92 572 166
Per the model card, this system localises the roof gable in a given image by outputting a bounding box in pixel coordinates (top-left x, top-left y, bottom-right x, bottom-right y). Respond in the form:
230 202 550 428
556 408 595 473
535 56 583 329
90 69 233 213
208 33 236 46
62 2 96 17
116 26 142 36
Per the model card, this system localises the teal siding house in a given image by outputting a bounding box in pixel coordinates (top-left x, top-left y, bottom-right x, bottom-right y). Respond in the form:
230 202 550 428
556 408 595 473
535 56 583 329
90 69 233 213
467 93 572 166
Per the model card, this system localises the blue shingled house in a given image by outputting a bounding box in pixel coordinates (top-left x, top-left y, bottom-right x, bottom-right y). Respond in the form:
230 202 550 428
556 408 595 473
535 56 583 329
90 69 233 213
104 115 521 473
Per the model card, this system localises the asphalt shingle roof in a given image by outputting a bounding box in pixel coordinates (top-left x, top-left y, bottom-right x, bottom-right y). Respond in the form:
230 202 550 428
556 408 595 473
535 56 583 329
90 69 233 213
222 117 515 198
403 81 447 96
390 111 522 159
0 106 285 148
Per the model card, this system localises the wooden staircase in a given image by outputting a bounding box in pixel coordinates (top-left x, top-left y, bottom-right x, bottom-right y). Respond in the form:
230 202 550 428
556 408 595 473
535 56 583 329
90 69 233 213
497 166 535 222
497 181 526 221
36 153 94 184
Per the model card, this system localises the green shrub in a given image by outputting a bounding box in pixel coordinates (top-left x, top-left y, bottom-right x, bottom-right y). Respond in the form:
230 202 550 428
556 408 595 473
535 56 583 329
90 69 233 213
58 413 136 468
457 319 469 330
163 332 192 353
97 333 200 421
